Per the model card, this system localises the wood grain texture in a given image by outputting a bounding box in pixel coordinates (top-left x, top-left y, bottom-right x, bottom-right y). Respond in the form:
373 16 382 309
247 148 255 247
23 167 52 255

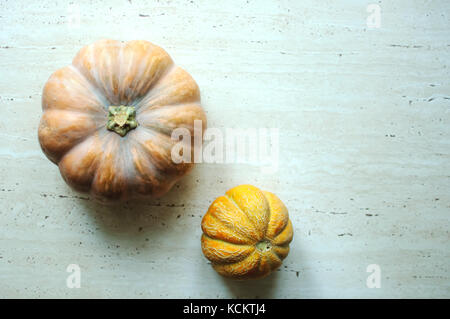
0 0 449 298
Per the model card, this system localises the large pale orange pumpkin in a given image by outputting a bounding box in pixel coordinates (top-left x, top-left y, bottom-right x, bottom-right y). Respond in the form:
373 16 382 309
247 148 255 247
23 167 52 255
201 185 294 280
38 39 206 202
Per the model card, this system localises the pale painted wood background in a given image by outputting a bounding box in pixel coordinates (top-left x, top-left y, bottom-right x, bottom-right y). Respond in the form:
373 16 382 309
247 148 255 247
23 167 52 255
0 0 449 298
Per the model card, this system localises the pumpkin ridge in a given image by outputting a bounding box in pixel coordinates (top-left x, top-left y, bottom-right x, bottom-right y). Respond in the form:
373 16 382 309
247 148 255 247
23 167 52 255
54 123 106 165
213 250 262 279
113 135 136 199
45 108 107 119
116 42 153 105
58 133 105 192
267 251 282 271
130 51 174 108
132 127 181 176
262 191 290 240
116 43 126 104
68 65 109 109
89 133 130 200
272 244 290 261
137 102 204 138
201 234 255 264
202 218 256 245
209 196 262 242
127 133 164 182
202 233 251 248
136 65 200 114
39 108 105 143
257 254 271 275
127 138 173 198
224 194 263 239
43 66 107 114
272 220 294 246
134 63 177 112
138 101 197 117
92 41 120 105
262 191 272 238
134 127 194 181
137 118 174 138
88 135 112 195
72 40 119 106
127 43 153 103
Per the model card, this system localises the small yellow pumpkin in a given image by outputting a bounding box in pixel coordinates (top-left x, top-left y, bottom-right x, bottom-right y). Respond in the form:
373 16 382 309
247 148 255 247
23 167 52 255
201 185 294 280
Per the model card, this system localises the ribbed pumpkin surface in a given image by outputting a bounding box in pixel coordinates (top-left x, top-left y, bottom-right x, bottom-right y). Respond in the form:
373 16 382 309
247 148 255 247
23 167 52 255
38 39 206 202
201 185 293 280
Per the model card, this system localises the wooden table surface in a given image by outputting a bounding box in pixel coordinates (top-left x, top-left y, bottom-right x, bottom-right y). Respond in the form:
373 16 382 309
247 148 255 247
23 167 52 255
0 0 449 298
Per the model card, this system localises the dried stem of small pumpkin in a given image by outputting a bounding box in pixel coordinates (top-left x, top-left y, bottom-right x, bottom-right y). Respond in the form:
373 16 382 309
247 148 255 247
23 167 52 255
106 105 138 136
256 240 273 253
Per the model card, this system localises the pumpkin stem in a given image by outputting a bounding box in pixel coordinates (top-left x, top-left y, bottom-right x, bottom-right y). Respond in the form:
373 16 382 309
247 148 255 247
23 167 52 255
256 240 272 253
106 105 138 137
